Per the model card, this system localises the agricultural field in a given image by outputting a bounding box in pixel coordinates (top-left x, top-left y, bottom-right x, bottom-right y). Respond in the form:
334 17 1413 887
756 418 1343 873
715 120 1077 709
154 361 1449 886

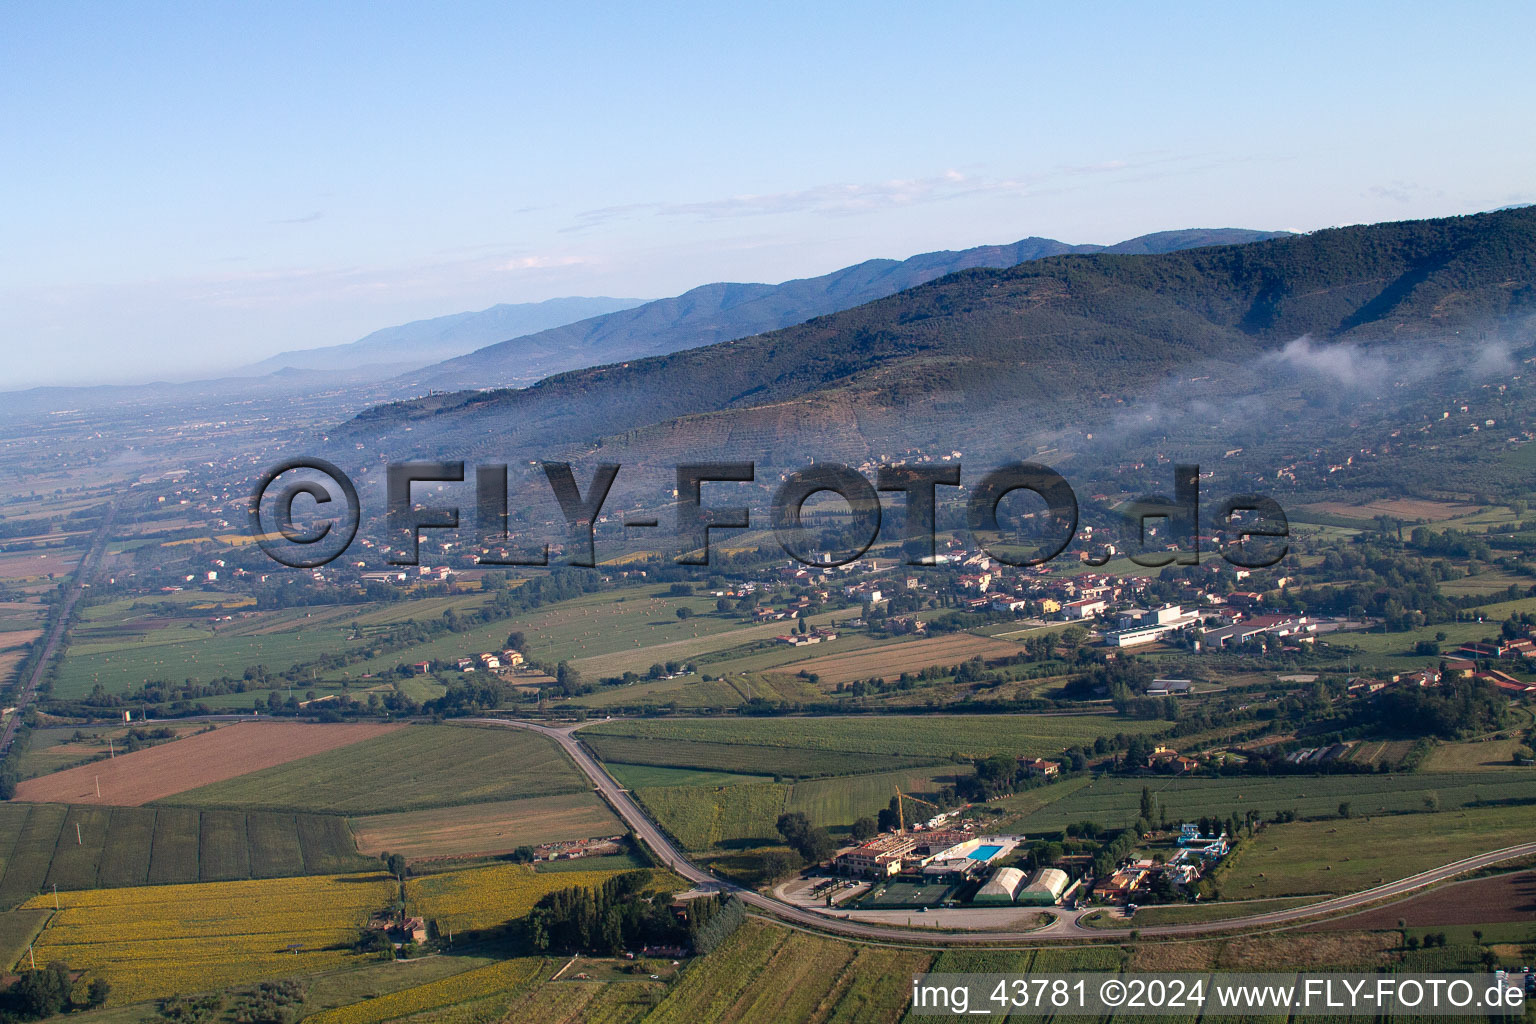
1336 739 1417 769
52 599 367 697
1308 870 1536 934
0 624 41 683
691 632 887 676
305 957 548 1024
1422 735 1534 771
403 862 665 934
19 871 398 1005
339 584 752 681
566 610 841 680
160 723 588 813
1219 803 1536 899
572 672 826 711
642 919 930 1024
986 774 1095 827
0 908 50 971
606 764 768 788
287 952 503 1018
1085 895 1323 928
636 784 790 850
499 976 666 1024
0 801 370 908
7 721 211 781
636 765 971 850
349 792 621 861
1299 498 1484 523
781 632 1026 686
12 721 401 805
1003 771 1536 833
583 713 1165 762
1323 619 1500 669
588 736 937 778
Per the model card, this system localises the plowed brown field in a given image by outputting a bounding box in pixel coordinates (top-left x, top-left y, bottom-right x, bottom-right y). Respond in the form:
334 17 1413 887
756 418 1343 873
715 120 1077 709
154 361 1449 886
13 721 401 806
1309 871 1536 929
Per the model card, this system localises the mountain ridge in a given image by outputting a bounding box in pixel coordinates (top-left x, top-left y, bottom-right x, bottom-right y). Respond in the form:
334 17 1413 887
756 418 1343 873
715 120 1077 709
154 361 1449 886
407 229 1290 390
345 209 1536 471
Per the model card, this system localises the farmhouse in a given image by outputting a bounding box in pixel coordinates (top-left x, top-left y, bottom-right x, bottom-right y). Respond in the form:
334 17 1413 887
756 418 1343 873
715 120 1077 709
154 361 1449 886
1020 757 1059 777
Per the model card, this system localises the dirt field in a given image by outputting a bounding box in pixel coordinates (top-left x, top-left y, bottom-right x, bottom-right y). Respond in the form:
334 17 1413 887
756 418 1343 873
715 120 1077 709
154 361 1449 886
350 792 622 860
1309 871 1536 930
787 633 1023 686
0 629 41 650
0 548 82 580
13 721 402 806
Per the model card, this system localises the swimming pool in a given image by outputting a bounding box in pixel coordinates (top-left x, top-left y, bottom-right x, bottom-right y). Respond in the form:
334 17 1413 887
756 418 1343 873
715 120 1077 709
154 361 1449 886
968 844 1003 861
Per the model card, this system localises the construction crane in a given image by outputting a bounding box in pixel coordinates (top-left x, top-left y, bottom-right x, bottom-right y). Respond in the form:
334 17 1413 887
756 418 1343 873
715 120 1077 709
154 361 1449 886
894 786 940 833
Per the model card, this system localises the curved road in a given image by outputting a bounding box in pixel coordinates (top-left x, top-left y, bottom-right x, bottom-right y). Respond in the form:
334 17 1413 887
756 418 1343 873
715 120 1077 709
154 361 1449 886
472 717 1536 945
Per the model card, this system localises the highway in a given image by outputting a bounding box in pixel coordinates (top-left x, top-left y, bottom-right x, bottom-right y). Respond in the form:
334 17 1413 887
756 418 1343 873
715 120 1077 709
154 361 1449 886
474 717 1536 945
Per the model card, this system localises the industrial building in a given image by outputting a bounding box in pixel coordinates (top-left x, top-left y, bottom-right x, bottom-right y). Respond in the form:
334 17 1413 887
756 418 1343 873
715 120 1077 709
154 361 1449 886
1101 604 1199 648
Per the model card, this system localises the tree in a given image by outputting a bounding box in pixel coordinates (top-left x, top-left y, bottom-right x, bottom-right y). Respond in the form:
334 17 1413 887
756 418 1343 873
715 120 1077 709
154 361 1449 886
1139 786 1154 821
776 812 834 862
383 853 407 880
86 977 112 1008
1338 801 1353 819
850 817 877 842
1 962 72 1019
676 607 693 620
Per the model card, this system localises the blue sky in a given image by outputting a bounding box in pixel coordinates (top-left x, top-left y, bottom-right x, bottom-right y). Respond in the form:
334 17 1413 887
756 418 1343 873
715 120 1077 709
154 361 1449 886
2 1 1533 387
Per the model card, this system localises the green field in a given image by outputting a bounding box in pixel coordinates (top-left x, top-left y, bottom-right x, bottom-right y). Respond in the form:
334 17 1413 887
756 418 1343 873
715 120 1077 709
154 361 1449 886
606 764 769 788
0 802 369 909
587 734 940 777
583 713 1163 761
634 765 972 850
1004 771 1536 832
1220 803 1536 898
53 599 376 697
159 723 589 813
572 671 829 711
0 908 51 972
1422 735 1534 771
339 584 757 681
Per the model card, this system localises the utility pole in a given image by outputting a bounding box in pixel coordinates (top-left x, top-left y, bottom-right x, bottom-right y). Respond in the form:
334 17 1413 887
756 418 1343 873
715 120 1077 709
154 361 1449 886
95 776 101 798
76 822 82 845
28 945 35 969
52 884 58 909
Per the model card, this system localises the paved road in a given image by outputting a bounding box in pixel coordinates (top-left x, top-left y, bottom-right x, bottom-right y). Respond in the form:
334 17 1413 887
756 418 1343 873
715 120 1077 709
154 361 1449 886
1 494 123 756
472 717 1536 945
